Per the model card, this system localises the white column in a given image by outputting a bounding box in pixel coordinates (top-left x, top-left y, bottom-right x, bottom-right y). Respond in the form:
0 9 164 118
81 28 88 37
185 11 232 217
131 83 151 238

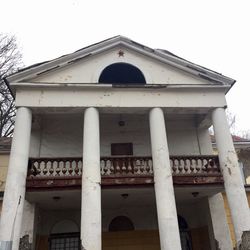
81 107 101 250
0 107 32 250
149 108 182 250
212 108 250 246
208 193 233 250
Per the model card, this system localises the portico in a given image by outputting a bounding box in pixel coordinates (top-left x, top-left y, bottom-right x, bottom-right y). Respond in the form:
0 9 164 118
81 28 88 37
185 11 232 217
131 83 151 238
0 36 248 250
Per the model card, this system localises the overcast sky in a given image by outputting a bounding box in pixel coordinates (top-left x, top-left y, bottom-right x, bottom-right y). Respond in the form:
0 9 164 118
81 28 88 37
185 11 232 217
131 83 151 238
1 0 249 133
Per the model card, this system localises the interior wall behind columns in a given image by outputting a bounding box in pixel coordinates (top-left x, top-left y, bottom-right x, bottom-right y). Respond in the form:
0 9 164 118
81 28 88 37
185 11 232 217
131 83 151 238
31 113 210 157
196 128 213 155
166 120 200 155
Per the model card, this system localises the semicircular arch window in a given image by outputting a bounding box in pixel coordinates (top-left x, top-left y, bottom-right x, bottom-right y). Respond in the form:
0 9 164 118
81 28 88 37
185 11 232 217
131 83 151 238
109 216 135 232
99 63 146 85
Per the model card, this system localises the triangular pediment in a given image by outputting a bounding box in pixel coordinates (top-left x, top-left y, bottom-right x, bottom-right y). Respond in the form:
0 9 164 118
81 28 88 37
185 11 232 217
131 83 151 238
5 36 235 88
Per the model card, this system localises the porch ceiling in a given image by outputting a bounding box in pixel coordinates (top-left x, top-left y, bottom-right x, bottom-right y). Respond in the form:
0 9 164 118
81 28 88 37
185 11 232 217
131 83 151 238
26 185 224 210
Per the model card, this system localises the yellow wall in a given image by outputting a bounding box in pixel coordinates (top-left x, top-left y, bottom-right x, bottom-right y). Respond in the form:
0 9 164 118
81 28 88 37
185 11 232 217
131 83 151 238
0 154 9 192
102 230 160 250
223 192 250 248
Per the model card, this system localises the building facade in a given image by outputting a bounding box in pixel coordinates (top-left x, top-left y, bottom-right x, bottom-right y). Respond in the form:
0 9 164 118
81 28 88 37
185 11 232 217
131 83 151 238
0 36 249 250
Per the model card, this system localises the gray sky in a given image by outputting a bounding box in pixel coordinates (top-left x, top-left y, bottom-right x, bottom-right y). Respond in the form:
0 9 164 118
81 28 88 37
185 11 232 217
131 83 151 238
1 0 249 133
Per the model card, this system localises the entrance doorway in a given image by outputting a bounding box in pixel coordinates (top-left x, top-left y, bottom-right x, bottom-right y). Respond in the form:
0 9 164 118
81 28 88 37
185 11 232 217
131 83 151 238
49 233 80 250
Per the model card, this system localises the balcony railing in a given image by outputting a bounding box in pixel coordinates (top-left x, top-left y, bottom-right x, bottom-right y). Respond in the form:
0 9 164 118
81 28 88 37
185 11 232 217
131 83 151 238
26 155 223 189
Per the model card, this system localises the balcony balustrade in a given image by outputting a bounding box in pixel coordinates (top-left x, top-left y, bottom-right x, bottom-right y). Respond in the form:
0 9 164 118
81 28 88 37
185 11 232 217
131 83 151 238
26 155 223 190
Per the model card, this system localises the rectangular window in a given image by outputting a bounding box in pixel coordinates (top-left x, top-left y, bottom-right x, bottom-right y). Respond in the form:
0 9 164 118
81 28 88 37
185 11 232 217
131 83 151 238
50 233 80 250
111 143 133 156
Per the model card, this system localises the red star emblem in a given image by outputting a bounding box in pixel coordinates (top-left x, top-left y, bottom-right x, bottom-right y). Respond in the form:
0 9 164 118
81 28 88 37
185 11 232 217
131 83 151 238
118 50 125 57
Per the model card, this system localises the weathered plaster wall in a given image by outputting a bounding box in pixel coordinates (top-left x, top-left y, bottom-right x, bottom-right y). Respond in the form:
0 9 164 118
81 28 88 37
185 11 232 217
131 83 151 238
30 114 212 157
29 47 210 85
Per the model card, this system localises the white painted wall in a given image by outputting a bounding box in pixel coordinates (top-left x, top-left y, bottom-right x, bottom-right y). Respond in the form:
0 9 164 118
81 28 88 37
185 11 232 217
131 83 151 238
29 113 213 157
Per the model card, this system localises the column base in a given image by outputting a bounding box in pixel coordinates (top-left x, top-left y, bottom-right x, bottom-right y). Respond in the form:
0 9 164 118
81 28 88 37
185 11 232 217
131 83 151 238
0 241 12 250
239 231 250 250
19 235 32 250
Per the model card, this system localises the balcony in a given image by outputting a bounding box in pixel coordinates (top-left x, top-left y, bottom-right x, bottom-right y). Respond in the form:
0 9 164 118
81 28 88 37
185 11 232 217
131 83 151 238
26 155 223 191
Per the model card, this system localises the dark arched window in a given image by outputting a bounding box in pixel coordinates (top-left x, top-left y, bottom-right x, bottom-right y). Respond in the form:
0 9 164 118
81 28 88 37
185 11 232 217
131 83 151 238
109 216 135 232
99 63 146 85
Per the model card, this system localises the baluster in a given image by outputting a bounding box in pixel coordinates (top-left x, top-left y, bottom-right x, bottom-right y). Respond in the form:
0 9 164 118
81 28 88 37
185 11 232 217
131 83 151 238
202 158 207 172
209 158 216 173
121 158 127 174
31 161 40 176
141 159 146 174
104 159 111 175
50 161 55 176
127 158 132 174
195 159 201 173
54 161 59 176
136 159 142 174
114 158 120 175
214 157 220 173
71 161 76 176
67 161 73 176
35 161 41 176
48 161 53 176
79 160 83 175
171 159 175 174
176 159 183 174
107 160 115 175
190 159 195 174
149 159 153 174
41 161 47 176
100 159 105 175
61 161 67 175
66 161 70 176
141 159 147 174
133 159 138 174
172 158 178 174
201 159 207 173
75 161 80 175
145 158 150 174
184 159 190 174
